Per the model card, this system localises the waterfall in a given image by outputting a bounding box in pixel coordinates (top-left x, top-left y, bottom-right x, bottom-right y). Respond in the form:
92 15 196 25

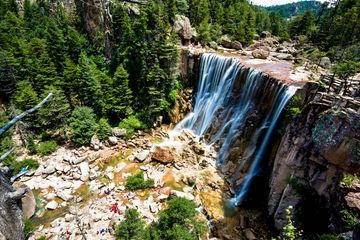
176 53 297 206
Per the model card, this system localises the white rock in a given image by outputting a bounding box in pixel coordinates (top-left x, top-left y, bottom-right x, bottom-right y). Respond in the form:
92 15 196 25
108 137 118 145
72 156 87 165
45 192 57 201
135 150 150 162
45 200 58 210
149 203 158 213
105 172 114 180
65 214 75 222
63 165 71 174
172 190 195 201
42 165 56 175
79 162 90 182
112 128 127 137
56 190 73 201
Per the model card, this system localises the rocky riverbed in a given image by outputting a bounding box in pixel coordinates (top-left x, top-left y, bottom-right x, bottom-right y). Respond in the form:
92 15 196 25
15 126 238 240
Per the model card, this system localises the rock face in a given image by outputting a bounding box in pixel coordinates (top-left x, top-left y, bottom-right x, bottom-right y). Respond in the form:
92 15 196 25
168 88 193 124
0 169 25 240
173 15 196 45
268 103 360 231
21 186 36 218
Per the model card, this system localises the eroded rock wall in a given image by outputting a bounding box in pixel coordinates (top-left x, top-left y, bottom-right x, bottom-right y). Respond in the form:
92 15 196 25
268 101 360 232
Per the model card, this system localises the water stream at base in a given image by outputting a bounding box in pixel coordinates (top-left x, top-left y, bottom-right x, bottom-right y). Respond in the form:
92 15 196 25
174 53 297 206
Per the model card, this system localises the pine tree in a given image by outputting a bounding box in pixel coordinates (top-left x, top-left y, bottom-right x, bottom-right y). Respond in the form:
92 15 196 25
36 86 71 131
106 64 134 119
0 51 18 99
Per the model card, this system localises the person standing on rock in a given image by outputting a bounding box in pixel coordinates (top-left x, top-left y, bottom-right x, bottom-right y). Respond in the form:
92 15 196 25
111 202 119 214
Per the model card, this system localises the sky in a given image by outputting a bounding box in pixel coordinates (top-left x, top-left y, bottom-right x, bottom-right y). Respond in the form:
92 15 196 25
250 0 327 7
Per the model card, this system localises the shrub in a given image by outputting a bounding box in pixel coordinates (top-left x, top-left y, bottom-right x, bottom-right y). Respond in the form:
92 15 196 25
68 106 98 145
340 209 358 229
115 209 145 240
155 197 208 240
97 118 112 140
118 115 146 138
341 173 359 187
125 171 154 191
37 140 58 156
318 234 340 240
11 158 39 175
26 136 37 154
274 206 302 240
23 218 36 236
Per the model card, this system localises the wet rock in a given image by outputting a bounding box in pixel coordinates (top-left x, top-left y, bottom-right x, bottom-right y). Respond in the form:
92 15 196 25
45 200 58 210
112 128 126 137
135 150 150 162
152 147 175 164
79 162 90 182
108 137 118 146
193 144 205 155
252 49 269 59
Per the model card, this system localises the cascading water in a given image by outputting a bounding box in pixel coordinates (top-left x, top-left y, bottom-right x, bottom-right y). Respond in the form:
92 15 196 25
175 53 297 206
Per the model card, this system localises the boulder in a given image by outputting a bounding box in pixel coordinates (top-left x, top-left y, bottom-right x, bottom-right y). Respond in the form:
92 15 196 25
151 147 175 164
244 228 256 240
345 192 360 211
108 137 118 146
45 200 58 210
135 150 150 162
90 135 100 150
220 35 232 48
79 162 90 182
72 156 87 165
172 190 195 201
252 49 270 59
209 41 218 50
112 128 127 137
21 187 36 218
274 53 294 61
319 57 331 69
173 15 196 43
56 190 73 201
231 41 242 50
42 165 56 175
260 31 271 38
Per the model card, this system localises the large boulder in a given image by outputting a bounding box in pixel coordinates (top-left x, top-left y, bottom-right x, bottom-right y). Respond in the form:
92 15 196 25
112 128 126 138
151 147 175 164
90 135 100 150
21 186 36 218
260 31 271 38
231 41 243 50
79 162 90 182
173 15 196 44
252 49 270 59
220 35 232 48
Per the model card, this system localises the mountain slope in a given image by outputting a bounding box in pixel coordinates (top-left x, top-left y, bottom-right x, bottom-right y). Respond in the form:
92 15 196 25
264 1 323 18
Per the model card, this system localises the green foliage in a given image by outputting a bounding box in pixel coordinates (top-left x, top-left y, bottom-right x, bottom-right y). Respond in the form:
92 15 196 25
318 234 340 240
11 158 39 175
37 140 58 156
115 209 146 240
332 60 360 80
341 173 359 187
23 218 36 236
118 115 146 138
125 171 154 191
26 136 37 154
340 209 359 229
275 206 302 240
68 107 98 145
96 118 112 140
35 237 46 240
154 197 208 240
